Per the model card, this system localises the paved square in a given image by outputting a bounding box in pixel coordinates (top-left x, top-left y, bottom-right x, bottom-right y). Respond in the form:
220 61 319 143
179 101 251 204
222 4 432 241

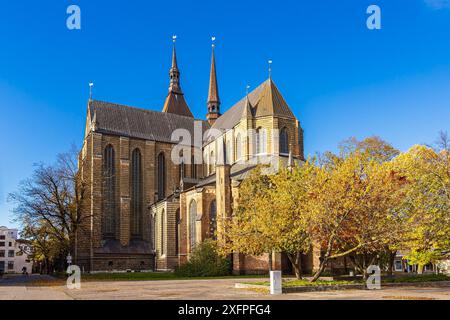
0 275 449 300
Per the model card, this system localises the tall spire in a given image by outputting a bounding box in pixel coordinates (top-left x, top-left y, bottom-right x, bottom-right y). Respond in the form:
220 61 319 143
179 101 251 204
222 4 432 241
162 35 194 118
168 35 181 94
207 36 221 125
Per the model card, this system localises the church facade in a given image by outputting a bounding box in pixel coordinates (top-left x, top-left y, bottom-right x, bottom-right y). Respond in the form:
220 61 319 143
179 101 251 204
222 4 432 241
75 42 314 274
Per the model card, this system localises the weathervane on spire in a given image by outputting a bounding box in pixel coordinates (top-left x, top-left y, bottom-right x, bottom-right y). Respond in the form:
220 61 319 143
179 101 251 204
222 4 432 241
211 36 216 48
246 85 250 96
89 82 94 101
268 60 273 79
172 35 177 43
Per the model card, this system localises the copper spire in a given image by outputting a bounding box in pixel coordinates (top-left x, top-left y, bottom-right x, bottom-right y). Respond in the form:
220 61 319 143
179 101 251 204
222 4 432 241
168 36 181 93
162 36 194 118
207 37 220 125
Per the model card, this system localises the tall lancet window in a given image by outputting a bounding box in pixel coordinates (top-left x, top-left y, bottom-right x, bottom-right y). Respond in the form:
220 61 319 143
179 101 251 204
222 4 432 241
191 154 197 179
280 127 289 154
235 134 242 161
103 145 116 238
157 152 166 200
209 200 217 240
175 209 181 255
160 209 165 255
178 150 185 181
189 200 197 249
255 127 267 154
209 151 215 175
131 148 143 238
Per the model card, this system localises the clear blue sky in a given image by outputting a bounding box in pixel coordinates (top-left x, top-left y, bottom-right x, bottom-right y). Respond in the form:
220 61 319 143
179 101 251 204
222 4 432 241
1 0 450 228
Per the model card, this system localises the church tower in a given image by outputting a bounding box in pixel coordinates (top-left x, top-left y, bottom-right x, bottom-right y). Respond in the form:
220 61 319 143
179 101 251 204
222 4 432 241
162 37 194 118
206 40 220 125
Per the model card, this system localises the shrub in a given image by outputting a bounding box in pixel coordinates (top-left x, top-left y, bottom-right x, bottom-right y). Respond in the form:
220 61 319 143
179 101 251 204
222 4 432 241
175 239 231 277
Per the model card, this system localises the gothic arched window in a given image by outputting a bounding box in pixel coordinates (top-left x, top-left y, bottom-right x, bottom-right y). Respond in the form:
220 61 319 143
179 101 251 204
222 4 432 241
189 200 197 249
157 152 165 200
191 154 197 179
226 141 232 165
209 151 215 175
209 200 217 240
103 145 116 238
178 150 185 181
235 134 242 161
255 127 266 154
161 209 165 255
175 209 181 256
131 148 142 238
280 127 289 154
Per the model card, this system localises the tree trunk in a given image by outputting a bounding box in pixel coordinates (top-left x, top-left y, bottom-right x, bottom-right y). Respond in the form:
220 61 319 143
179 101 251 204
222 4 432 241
417 264 424 274
387 250 396 276
268 252 273 271
287 253 302 279
311 259 327 282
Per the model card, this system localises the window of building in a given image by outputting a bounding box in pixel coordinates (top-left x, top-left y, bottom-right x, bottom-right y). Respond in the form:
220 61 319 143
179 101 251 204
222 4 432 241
131 148 143 238
178 151 186 181
209 151 215 175
160 209 165 256
175 209 181 256
280 127 289 154
235 134 242 161
0 242 5 247
7 261 14 270
189 200 197 249
255 127 267 154
0 250 4 257
157 152 166 200
8 250 14 258
191 155 197 179
0 235 5 240
226 141 232 165
209 200 217 240
103 145 116 238
8 242 12 247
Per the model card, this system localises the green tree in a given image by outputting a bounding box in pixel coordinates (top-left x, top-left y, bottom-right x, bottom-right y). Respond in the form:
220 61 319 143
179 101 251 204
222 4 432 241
393 137 450 273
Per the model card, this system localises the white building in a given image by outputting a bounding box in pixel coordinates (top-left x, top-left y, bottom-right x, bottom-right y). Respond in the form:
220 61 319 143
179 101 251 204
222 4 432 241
0 226 33 274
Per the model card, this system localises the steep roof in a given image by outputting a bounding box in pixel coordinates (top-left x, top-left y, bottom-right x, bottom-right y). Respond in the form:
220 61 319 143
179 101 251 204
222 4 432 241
162 93 193 118
88 100 209 144
161 42 194 118
211 78 296 130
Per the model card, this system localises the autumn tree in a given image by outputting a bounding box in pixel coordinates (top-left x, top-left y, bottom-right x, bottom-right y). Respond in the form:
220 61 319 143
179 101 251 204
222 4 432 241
222 164 313 279
309 146 406 281
393 133 450 273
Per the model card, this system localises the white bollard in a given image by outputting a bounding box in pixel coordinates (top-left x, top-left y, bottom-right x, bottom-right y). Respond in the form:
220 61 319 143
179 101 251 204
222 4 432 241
270 271 282 295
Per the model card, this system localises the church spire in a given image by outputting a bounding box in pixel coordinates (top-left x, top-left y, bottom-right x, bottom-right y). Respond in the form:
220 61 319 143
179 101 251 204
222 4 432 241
168 36 181 94
206 37 220 125
162 36 194 118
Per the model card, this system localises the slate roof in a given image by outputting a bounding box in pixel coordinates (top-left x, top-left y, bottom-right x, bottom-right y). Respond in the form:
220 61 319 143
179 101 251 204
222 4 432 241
211 78 296 130
88 100 210 144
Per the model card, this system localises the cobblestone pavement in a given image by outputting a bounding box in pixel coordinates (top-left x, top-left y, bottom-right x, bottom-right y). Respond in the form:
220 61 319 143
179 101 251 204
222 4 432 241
1 275 449 300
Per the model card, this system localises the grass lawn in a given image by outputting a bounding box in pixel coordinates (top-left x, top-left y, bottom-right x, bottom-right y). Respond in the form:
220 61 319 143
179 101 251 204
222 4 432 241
245 279 360 287
57 271 449 284
79 272 268 282
243 274 449 288
382 274 449 283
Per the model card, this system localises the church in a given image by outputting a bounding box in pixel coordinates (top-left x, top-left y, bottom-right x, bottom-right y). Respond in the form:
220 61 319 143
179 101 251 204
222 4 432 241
75 40 313 274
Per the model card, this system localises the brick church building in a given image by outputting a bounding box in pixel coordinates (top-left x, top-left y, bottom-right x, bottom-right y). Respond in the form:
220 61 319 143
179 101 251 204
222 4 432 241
75 41 316 274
